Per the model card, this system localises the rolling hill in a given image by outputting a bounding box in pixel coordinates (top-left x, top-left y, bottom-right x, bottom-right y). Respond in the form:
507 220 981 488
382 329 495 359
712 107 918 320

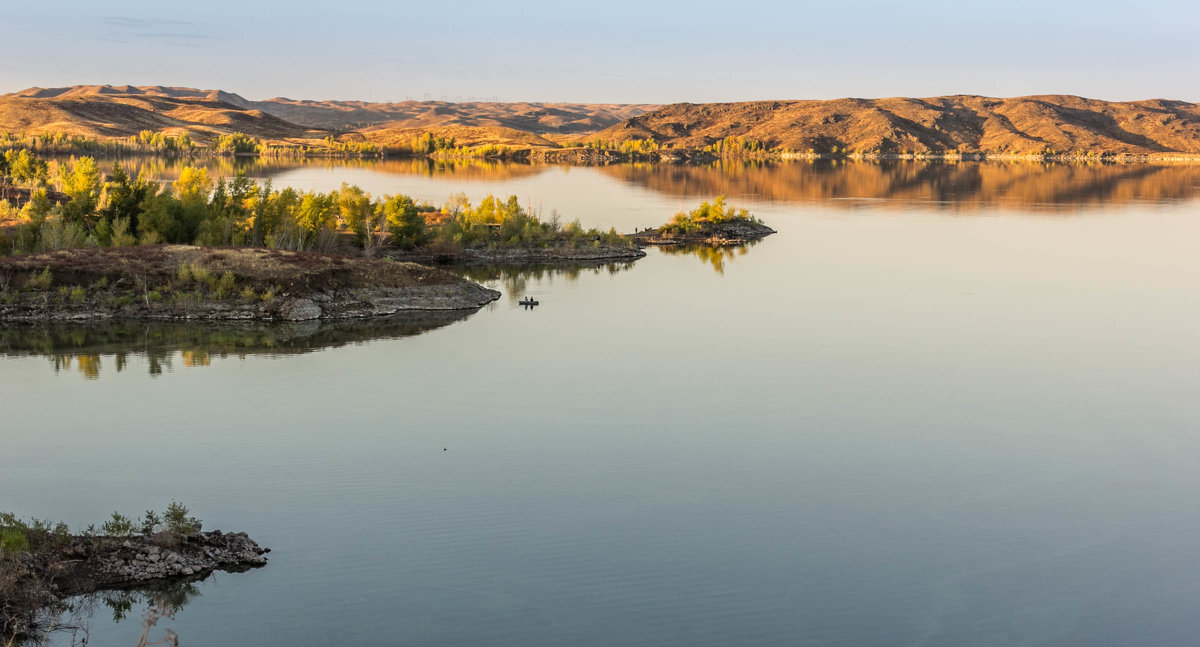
3 86 1200 158
598 96 1200 155
0 85 655 146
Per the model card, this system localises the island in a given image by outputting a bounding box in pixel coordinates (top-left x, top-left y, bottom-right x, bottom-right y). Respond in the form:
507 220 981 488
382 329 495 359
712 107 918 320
1 504 267 640
629 196 776 247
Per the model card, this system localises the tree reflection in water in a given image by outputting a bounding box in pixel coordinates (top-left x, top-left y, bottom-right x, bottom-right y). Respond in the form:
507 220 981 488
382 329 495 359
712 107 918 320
20 580 201 647
656 239 762 275
1 310 479 379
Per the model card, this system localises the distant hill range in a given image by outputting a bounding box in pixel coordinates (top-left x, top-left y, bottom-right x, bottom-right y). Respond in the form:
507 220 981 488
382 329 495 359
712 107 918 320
2 85 1199 157
601 96 1200 156
0 85 655 147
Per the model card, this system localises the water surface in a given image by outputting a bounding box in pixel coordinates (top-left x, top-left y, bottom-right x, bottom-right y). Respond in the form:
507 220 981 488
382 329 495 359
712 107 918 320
3 160 1198 646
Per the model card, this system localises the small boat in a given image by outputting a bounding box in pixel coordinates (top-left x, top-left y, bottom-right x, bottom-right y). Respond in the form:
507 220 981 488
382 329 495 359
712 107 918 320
519 297 539 307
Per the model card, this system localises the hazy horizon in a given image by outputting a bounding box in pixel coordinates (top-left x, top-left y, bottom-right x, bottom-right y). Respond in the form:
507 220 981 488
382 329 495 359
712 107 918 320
2 0 1197 104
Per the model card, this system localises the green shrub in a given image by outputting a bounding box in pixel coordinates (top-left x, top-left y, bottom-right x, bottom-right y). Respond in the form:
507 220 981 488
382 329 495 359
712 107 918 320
191 265 211 284
1 527 30 553
164 501 201 535
142 509 163 535
24 267 52 290
101 512 135 537
68 285 86 304
214 271 236 299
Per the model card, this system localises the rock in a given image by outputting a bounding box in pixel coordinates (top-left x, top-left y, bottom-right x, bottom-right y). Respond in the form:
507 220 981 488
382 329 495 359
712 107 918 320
279 298 322 321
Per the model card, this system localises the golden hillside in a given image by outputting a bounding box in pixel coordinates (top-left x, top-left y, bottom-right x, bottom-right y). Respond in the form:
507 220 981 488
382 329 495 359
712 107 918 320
0 88 320 144
598 96 1200 155
0 85 655 146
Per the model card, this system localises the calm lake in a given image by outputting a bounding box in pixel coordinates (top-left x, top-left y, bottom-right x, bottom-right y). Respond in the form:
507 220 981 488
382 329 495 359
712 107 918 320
3 159 1199 646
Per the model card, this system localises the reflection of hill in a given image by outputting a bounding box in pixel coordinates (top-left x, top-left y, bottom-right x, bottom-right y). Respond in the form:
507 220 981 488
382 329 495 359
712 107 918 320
599 160 1200 211
1 311 474 378
94 156 546 184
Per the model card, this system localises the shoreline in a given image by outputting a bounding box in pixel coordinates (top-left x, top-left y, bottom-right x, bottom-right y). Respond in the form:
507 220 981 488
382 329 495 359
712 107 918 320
0 246 501 323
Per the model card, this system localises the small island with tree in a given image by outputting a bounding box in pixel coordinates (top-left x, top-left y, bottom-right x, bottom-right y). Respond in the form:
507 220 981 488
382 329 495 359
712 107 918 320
1 503 268 641
631 196 776 247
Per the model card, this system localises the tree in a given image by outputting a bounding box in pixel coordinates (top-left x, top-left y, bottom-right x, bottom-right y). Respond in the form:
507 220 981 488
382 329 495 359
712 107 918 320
338 183 386 256
60 156 102 223
100 165 153 237
295 191 337 250
383 194 425 249
4 149 48 187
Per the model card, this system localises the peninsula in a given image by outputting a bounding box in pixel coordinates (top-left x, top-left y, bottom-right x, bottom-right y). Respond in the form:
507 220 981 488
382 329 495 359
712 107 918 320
0 245 500 322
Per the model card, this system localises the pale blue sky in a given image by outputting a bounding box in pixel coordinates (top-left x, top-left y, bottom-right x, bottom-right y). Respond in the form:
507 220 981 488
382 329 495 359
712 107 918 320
2 0 1196 103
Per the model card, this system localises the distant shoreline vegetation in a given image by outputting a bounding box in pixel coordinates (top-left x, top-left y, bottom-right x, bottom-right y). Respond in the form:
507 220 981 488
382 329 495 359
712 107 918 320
5 130 1197 164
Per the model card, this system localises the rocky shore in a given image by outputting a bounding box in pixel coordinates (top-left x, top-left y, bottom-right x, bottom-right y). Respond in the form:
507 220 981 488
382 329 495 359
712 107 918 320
0 245 500 322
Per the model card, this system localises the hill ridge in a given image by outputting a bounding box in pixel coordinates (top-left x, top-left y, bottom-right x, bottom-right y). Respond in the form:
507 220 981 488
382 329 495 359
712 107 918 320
599 95 1200 155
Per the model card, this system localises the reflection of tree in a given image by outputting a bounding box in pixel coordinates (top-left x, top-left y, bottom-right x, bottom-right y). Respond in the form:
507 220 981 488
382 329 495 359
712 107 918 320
600 159 1200 211
458 262 636 303
2 311 477 379
656 239 761 275
23 580 202 646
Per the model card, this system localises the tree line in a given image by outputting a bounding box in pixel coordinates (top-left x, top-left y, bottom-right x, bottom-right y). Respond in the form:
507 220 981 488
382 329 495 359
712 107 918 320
0 153 628 257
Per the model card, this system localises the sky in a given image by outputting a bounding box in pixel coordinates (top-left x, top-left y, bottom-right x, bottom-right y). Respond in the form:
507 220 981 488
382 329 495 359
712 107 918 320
2 0 1197 103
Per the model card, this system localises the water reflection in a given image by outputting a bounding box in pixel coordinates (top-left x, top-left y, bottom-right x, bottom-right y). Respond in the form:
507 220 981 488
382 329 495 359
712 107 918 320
79 155 543 185
20 580 201 647
656 239 762 275
458 262 636 303
85 156 1200 212
601 159 1200 210
1 311 476 379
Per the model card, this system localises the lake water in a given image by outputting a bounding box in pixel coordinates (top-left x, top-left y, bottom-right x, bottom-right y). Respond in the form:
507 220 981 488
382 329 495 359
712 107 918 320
3 160 1199 646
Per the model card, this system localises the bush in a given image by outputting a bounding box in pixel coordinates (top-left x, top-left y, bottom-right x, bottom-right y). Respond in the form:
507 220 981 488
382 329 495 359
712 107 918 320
164 501 201 535
24 267 52 290
142 510 162 535
101 512 136 537
214 271 236 299
0 527 30 553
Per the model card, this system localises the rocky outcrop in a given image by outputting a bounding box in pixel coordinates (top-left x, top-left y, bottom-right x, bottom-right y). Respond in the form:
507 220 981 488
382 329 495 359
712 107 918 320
1 530 267 638
79 531 268 588
630 218 777 247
